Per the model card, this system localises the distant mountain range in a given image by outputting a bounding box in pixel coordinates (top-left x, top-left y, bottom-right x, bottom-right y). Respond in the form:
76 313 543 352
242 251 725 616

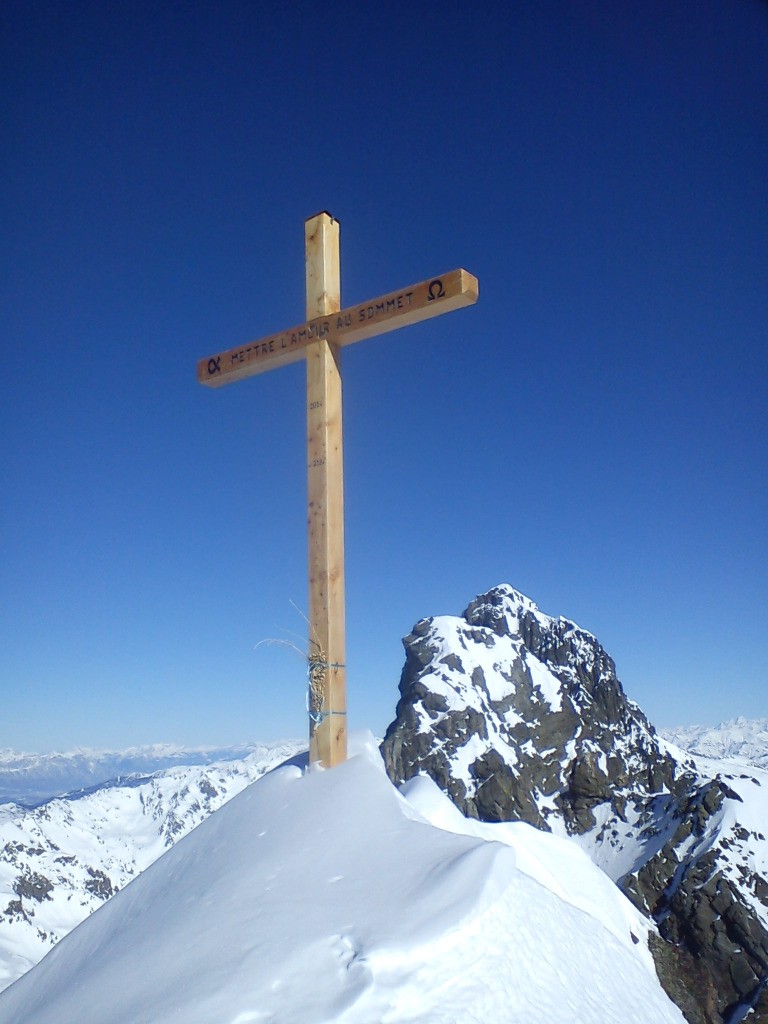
661 719 768 770
1 585 765 1023
3 720 764 809
0 741 304 990
0 743 298 807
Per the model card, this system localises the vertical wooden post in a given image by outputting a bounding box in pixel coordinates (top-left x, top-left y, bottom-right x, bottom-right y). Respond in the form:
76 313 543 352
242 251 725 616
305 212 347 767
198 215 478 767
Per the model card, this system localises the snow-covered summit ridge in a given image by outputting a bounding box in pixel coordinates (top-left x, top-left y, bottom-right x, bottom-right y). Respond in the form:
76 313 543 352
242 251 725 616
3 582 765 1023
461 582 576 630
384 582 655 830
0 732 685 1024
461 583 624 692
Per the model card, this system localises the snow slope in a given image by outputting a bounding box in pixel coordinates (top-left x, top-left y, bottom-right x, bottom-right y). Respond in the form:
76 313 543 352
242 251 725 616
0 733 685 1024
0 742 304 991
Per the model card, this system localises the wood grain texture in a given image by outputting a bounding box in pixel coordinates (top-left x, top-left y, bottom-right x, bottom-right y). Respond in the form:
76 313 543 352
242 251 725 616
198 268 478 387
304 214 347 768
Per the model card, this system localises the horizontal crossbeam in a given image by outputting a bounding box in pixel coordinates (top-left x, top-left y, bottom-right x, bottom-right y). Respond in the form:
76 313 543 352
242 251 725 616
198 267 479 387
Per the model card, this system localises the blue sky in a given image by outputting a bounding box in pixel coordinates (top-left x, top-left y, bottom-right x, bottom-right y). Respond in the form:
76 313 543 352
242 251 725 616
2 0 766 752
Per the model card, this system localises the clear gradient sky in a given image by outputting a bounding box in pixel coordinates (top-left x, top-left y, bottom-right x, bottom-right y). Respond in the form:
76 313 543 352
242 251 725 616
2 1 766 752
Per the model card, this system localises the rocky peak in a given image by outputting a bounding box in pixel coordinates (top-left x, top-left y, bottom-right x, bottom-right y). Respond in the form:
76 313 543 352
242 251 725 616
465 584 642 728
383 583 681 833
381 584 768 1024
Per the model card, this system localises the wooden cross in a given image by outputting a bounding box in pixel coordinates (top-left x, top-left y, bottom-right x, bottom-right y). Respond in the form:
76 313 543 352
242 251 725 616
197 213 478 768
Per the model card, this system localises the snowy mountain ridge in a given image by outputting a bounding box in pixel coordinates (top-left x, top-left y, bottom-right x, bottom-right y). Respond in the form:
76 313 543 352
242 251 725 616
0 741 298 807
0 734 687 1024
0 741 304 990
662 719 768 769
1 583 766 1022
382 584 768 1023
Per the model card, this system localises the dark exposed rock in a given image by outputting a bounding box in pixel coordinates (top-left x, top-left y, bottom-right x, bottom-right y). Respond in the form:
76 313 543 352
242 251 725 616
3 899 31 924
84 868 115 900
1 842 45 862
381 584 768 1024
198 777 219 800
648 931 721 1024
13 872 53 903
